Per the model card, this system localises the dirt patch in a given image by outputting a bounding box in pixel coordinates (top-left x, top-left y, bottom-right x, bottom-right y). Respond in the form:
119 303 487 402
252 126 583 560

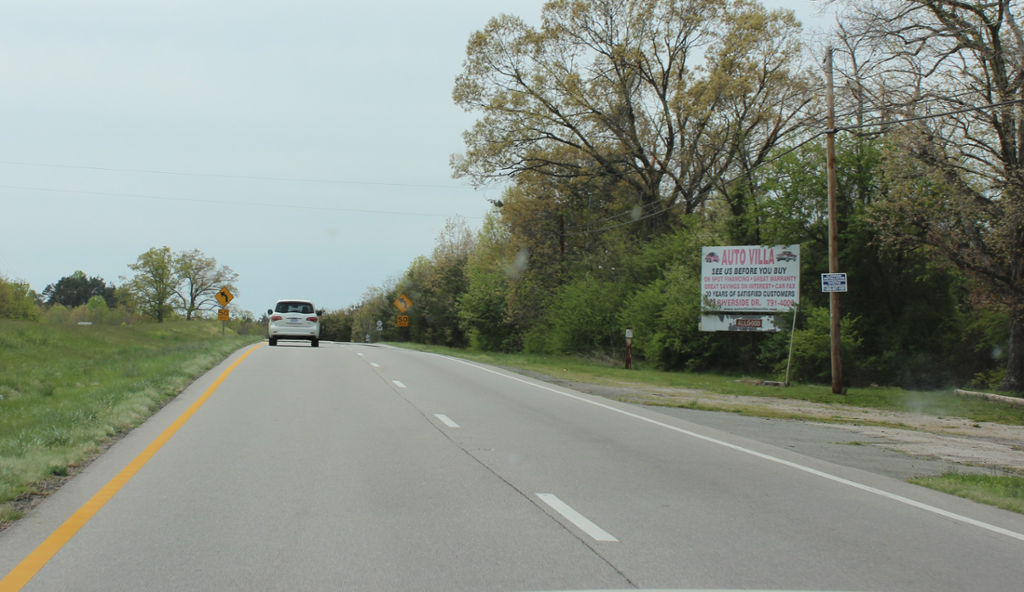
506 368 1024 475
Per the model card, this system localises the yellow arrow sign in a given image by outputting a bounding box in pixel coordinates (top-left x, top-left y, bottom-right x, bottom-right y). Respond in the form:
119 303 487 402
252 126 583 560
393 293 413 313
215 287 234 307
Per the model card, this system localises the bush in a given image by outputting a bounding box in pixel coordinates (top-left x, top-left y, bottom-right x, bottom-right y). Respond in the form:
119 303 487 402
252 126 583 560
782 305 862 385
531 276 630 354
319 310 354 341
0 276 40 321
42 301 138 325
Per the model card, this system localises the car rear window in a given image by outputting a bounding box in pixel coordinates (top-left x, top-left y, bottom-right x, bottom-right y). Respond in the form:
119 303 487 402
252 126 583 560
275 301 314 314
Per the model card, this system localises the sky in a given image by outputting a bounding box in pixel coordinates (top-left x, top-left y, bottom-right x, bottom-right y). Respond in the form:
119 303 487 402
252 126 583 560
0 0 833 314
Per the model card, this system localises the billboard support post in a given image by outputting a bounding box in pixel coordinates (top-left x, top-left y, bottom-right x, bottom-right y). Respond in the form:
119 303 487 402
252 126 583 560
785 306 798 386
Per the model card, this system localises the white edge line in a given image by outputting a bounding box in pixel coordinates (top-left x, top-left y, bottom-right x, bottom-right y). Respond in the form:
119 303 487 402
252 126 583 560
537 493 618 542
434 414 460 428
432 353 1024 544
392 380 406 388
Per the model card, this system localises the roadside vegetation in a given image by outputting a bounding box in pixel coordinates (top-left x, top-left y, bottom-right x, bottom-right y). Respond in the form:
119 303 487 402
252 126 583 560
333 0 1024 398
0 247 262 527
910 474 1024 515
0 319 262 526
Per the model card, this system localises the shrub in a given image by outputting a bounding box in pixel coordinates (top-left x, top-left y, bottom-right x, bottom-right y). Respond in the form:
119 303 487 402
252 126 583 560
782 305 862 384
0 276 40 321
539 276 630 354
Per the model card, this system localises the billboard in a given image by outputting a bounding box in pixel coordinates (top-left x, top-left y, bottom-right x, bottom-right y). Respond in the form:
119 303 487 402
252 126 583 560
700 245 800 331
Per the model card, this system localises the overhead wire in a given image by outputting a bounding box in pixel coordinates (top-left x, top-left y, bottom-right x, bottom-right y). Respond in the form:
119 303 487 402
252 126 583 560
0 160 476 191
0 184 484 219
561 130 828 237
561 97 1024 238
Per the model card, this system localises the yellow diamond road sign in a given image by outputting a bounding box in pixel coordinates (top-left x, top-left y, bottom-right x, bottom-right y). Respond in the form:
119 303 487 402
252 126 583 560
217 308 230 321
393 294 413 313
215 287 234 307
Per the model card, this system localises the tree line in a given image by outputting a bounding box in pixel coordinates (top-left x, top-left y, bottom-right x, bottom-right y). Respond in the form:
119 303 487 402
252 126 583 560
340 0 1024 392
0 247 252 328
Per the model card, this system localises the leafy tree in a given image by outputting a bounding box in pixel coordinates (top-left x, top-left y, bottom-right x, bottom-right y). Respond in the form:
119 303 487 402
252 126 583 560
830 0 1024 390
459 212 517 350
42 271 116 308
122 247 179 323
173 249 238 320
453 0 816 232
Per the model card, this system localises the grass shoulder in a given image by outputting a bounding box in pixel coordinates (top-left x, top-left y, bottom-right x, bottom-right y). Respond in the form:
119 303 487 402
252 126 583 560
910 473 1024 515
0 320 263 527
387 342 1024 426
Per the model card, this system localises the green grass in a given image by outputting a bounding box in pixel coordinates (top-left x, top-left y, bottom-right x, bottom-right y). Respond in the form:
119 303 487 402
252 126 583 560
390 343 1024 426
910 473 1024 514
0 320 262 524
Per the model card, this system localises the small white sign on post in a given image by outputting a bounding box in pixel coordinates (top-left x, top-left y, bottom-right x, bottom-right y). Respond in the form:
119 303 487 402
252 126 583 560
821 273 848 293
624 328 633 344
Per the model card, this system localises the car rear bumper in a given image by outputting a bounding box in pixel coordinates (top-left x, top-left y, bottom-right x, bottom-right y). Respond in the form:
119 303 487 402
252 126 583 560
268 327 319 339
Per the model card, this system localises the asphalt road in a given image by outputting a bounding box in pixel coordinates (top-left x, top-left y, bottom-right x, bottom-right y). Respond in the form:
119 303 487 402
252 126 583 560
2 342 1024 592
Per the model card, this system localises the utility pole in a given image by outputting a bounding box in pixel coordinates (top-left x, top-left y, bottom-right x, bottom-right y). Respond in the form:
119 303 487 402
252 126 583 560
825 47 843 394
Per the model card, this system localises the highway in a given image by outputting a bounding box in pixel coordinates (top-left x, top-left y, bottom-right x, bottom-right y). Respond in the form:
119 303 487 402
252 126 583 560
2 342 1024 591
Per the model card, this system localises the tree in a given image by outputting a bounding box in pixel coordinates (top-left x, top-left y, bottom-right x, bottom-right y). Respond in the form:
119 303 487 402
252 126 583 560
453 0 816 232
123 247 179 322
0 275 40 321
831 0 1024 391
42 271 116 308
173 249 238 320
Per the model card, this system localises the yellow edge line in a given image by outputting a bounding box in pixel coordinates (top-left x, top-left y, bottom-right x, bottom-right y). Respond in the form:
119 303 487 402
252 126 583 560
0 342 264 592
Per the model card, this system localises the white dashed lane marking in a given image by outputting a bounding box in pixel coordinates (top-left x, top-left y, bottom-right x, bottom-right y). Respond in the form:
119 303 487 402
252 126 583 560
434 414 459 428
392 380 407 388
536 493 618 542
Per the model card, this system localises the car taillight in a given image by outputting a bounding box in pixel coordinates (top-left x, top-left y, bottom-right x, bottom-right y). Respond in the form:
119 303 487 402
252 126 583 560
271 315 282 321
306 316 318 322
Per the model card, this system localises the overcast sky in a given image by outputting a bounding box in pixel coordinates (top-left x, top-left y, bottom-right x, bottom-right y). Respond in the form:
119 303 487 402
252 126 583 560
0 0 831 314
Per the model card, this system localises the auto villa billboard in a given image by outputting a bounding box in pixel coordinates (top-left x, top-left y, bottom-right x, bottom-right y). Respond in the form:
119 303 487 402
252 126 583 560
700 245 800 332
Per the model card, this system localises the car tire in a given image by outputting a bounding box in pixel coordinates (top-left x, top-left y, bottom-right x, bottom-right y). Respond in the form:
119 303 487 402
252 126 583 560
311 338 319 348
269 338 277 346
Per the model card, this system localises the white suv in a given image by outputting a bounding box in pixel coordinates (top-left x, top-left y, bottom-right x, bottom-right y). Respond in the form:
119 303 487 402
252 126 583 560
267 299 322 347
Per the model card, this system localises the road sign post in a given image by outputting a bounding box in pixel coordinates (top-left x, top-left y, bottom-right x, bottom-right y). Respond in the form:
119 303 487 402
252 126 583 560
625 327 633 370
393 294 413 313
215 287 234 337
217 308 230 336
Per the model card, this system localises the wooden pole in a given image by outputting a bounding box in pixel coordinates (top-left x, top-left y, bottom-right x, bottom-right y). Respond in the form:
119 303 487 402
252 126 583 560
825 47 843 394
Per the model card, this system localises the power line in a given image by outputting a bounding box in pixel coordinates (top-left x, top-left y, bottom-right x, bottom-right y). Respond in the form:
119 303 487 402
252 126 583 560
0 248 16 278
562 97 1024 238
834 97 1024 133
562 130 828 236
0 184 483 220
0 160 476 191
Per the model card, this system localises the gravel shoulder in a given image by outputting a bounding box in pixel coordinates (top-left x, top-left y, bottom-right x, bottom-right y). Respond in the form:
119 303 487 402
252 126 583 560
507 368 1024 479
